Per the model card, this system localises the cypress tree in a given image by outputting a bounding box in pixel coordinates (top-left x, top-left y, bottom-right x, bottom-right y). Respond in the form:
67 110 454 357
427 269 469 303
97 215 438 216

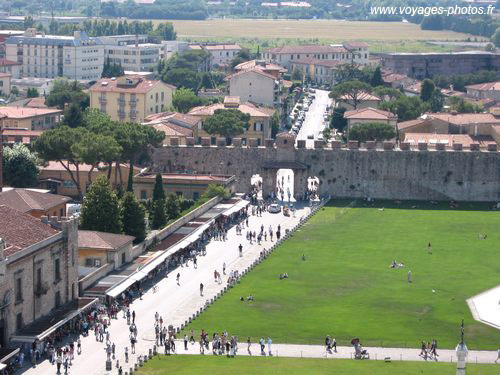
121 192 146 242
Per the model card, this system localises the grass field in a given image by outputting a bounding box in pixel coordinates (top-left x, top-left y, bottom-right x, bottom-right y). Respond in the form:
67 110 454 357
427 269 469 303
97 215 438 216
138 356 499 375
153 19 484 52
180 200 500 350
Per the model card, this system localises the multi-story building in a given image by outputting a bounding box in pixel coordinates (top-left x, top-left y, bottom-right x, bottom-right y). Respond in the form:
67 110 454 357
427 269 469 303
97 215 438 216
380 51 500 79
161 40 189 60
344 107 397 132
227 68 281 107
290 58 343 87
101 35 160 73
188 96 275 145
143 111 201 146
0 58 20 79
0 189 70 218
0 205 82 346
89 75 175 123
191 44 242 69
263 42 370 70
0 72 10 96
5 29 104 80
0 107 62 130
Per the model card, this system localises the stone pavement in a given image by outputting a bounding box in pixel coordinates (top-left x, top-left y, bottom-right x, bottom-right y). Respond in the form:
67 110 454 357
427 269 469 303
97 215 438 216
21 203 314 375
150 340 499 365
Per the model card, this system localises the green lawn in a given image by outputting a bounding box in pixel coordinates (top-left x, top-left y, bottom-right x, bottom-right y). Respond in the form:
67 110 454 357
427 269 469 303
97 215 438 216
181 200 500 350
139 356 499 375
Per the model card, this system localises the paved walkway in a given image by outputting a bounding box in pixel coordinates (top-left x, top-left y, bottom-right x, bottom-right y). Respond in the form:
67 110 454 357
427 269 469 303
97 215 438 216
19 201 498 375
21 203 313 375
152 340 499 364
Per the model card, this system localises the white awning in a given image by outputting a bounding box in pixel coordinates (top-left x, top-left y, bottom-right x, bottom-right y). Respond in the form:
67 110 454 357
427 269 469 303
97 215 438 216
222 200 249 217
0 363 6 370
106 276 139 298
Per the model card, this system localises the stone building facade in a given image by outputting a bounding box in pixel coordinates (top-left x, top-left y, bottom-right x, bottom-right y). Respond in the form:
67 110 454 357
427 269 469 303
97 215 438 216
0 207 78 346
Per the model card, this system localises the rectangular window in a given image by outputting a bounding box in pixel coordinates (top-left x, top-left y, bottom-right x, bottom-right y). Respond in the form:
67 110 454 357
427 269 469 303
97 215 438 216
36 268 42 290
54 258 61 282
15 278 22 302
140 190 147 200
55 291 61 308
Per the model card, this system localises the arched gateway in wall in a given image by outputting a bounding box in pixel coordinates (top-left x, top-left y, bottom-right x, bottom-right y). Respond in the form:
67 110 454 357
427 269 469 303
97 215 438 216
151 133 500 202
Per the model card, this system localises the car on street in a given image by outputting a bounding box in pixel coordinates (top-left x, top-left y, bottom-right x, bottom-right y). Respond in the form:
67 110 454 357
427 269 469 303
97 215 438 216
307 134 314 139
269 204 281 213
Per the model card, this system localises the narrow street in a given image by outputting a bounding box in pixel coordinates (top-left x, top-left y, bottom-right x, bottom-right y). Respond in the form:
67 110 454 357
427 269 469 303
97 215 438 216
296 89 331 149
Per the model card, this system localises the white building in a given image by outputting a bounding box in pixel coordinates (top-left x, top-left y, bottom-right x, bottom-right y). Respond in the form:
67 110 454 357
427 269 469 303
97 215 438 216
5 29 104 81
197 44 242 68
101 35 160 73
227 68 280 107
161 40 189 60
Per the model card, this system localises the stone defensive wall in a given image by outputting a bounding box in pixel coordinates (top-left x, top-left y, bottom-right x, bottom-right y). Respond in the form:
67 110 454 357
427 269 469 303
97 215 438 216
152 135 500 202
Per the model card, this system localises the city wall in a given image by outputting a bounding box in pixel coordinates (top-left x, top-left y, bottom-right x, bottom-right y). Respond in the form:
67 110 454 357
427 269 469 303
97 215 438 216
152 138 500 202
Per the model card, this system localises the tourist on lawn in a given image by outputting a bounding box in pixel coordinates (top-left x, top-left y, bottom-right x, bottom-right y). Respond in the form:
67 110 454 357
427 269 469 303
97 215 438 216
325 335 332 353
420 341 427 358
200 283 204 296
408 270 412 283
259 337 265 355
239 243 243 257
333 337 337 352
247 337 251 353
267 337 273 356
184 335 188 350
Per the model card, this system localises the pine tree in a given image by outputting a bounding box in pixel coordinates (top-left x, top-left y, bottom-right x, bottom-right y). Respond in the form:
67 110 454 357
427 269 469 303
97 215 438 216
370 67 383 87
127 163 134 192
151 198 166 230
165 193 180 221
152 173 165 201
121 192 146 242
115 184 125 200
80 175 122 233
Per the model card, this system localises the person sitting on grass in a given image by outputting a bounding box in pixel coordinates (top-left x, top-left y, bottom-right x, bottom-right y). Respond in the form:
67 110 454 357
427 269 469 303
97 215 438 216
247 295 254 301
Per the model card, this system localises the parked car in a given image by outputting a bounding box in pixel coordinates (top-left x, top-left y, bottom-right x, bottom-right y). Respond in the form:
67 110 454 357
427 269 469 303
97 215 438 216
307 134 314 139
269 204 281 213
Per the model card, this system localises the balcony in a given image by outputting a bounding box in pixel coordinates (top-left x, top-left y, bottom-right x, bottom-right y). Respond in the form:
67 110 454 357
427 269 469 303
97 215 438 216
129 98 138 107
35 282 49 297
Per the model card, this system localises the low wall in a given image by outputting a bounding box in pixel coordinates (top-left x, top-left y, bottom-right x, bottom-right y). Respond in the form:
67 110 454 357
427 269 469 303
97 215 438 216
78 263 114 294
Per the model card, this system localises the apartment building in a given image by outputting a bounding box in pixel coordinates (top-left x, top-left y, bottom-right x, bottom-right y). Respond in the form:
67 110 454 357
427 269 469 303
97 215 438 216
0 206 81 346
190 44 242 69
227 68 281 107
290 58 343 87
0 72 10 96
89 75 175 123
0 58 20 79
263 42 370 70
465 81 500 101
5 29 104 80
101 35 160 73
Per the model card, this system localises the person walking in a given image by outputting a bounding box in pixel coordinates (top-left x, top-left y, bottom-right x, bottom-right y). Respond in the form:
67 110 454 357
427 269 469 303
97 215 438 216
223 263 226 275
184 334 188 350
333 337 337 352
200 283 204 296
247 337 251 354
239 244 243 257
267 337 272 356
495 348 500 364
132 310 136 324
193 257 197 269
125 347 129 363
259 337 265 355
176 273 180 285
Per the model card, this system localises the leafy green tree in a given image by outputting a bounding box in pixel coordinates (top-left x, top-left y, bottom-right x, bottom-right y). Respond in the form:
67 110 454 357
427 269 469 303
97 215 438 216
429 90 445 112
322 127 333 143
46 78 89 110
172 88 204 113
148 22 176 43
121 192 146 243
270 111 280 138
63 102 84 128
373 87 402 101
331 107 348 132
291 68 302 81
152 173 165 201
420 79 436 102
80 175 122 234
202 184 230 200
348 122 396 143
115 184 125 200
330 80 372 109
165 193 180 221
162 68 199 91
151 198 166 230
34 126 88 199
102 57 124 78
2 143 39 187
448 97 483 113
492 27 500 48
27 87 39 98
379 96 427 122
370 66 383 87
203 109 250 138
11 86 19 97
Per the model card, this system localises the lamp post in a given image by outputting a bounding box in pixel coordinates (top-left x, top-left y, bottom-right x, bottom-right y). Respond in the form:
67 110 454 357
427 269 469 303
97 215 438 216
455 319 468 375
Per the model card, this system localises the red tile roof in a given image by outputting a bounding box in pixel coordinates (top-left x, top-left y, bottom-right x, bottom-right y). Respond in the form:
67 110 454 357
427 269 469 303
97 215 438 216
0 107 62 119
234 60 286 72
427 112 500 125
403 133 497 148
0 205 60 256
78 230 134 250
266 45 346 54
339 92 380 101
1 128 43 137
143 111 200 127
204 44 241 51
397 118 427 131
0 189 70 214
151 123 193 138
226 68 277 81
89 76 175 94
465 81 500 91
189 99 274 118
344 107 396 120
